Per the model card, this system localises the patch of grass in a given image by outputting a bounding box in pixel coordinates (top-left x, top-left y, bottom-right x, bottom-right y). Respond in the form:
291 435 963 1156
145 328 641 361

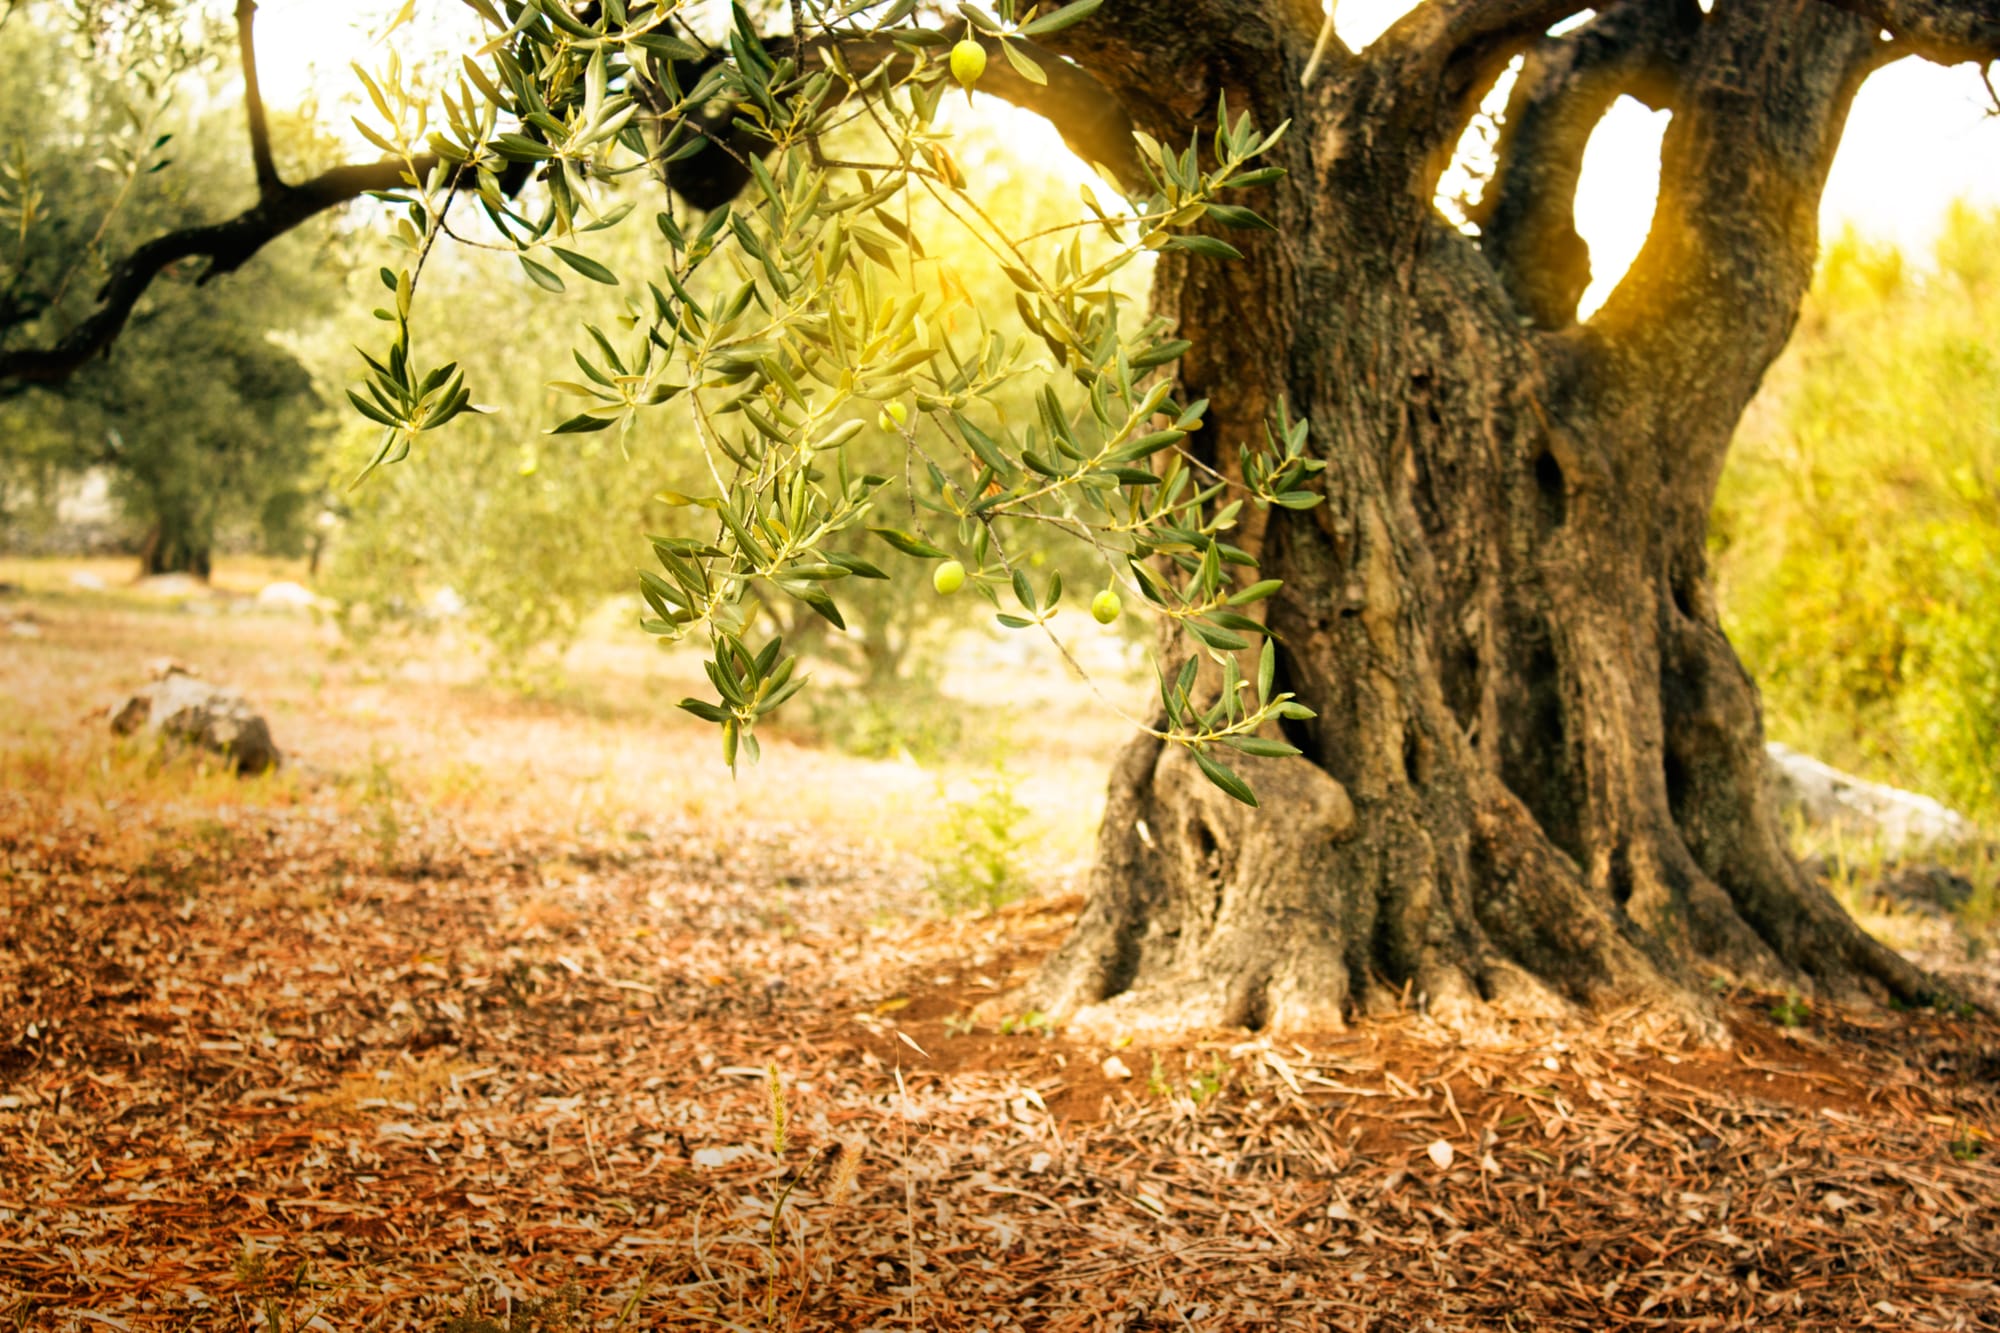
805 685 969 766
1789 810 2000 953
1770 991 1811 1028
1187 1055 1229 1106
346 750 406 870
231 1245 338 1333
440 1284 582 1333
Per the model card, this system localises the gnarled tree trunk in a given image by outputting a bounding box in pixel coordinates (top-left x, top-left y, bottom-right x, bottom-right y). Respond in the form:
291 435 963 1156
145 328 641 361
1023 0 1960 1033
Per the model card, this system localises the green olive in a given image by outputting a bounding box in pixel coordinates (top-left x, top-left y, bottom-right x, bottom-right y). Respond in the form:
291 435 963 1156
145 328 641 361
876 400 909 433
933 560 967 595
950 39 987 89
1090 588 1123 624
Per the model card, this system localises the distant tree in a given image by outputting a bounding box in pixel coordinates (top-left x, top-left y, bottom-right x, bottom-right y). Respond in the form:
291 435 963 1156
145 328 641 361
8 0 1998 1031
0 1 331 575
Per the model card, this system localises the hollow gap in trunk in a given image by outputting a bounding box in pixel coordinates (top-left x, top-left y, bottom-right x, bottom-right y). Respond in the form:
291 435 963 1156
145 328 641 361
1499 626 1583 864
1190 817 1229 923
1443 638 1482 734
1231 971 1271 1032
1663 748 1690 823
1610 845 1635 907
1533 449 1568 527
1670 568 1696 620
1434 53 1525 236
1268 643 1321 757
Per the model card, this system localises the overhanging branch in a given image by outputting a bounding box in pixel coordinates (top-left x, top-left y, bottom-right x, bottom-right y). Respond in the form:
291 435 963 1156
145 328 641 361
1361 0 1603 207
0 157 435 395
1029 0 1322 143
4 14 1153 397
821 34 1141 186
1371 0 1602 84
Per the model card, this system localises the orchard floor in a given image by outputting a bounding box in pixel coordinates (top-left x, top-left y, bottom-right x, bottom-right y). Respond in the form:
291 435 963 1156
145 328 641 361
2 564 1998 1331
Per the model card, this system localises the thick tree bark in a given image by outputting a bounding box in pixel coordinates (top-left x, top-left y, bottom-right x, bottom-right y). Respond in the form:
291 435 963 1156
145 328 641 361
1023 0 1952 1035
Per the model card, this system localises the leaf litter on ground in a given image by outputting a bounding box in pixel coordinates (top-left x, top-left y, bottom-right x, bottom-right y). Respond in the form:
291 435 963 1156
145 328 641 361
0 589 1996 1330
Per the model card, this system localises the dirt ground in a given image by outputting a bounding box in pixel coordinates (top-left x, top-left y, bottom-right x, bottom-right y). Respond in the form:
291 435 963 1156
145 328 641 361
2 567 1997 1330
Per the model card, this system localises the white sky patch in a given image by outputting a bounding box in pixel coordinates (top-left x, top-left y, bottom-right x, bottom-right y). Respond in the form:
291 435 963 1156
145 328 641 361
1825 60 2000 254
1574 95 1668 318
1547 10 1597 38
1333 0 1423 51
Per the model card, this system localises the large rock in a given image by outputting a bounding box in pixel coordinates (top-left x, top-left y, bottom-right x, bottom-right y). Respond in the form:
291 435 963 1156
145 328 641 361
110 669 280 775
1765 741 1969 854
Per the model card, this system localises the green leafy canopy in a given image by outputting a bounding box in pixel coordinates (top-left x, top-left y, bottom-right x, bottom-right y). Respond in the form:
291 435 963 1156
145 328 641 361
347 0 1324 803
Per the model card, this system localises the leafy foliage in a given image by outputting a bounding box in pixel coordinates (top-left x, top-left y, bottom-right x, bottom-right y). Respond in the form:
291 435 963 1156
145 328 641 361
346 0 1320 803
318 231 666 672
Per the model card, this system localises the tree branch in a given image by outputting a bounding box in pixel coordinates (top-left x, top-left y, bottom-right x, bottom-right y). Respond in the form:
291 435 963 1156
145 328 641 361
1811 0 2000 64
0 156 433 395
832 34 1142 186
1472 0 1693 329
236 0 282 201
1033 0 1323 142
961 35 1143 188
1371 0 1601 84
9 0 1163 396
1581 0 1882 431
1358 0 1601 215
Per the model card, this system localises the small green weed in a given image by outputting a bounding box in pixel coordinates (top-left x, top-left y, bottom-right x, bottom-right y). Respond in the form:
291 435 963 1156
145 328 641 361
807 688 967 765
925 770 1032 914
231 1246 334 1333
1187 1055 1229 1106
1770 991 1811 1028
1949 1125 1983 1162
440 1282 581 1333
358 752 403 869
997 1010 1053 1037
1148 1052 1229 1105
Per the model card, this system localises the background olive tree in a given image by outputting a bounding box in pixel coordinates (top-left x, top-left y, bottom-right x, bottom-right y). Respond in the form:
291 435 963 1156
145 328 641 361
0 1 337 574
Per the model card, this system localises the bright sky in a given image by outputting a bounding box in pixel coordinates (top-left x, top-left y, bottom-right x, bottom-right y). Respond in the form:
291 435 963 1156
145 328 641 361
253 0 2000 312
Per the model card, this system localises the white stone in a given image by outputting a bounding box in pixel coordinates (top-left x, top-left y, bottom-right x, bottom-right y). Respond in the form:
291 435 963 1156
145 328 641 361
255 580 328 612
1765 741 1970 854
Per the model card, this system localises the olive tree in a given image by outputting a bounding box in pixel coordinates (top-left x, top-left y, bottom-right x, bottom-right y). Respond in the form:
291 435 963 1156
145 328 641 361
0 1 330 574
7 0 1993 1032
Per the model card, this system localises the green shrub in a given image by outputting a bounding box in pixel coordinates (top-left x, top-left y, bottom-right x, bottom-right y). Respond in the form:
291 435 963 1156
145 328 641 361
925 769 1032 914
1714 203 2000 822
